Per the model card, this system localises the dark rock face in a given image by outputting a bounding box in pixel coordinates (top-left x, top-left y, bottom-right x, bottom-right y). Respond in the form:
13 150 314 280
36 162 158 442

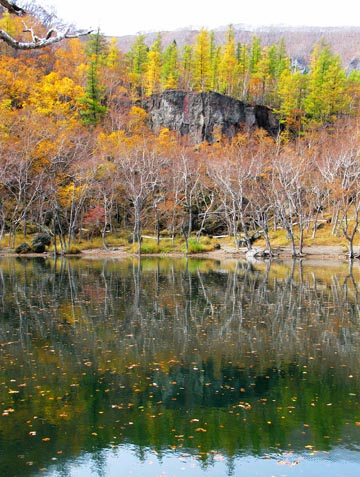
141 90 280 143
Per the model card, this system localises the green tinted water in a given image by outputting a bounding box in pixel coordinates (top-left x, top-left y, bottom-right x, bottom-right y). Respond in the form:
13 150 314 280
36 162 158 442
0 256 360 476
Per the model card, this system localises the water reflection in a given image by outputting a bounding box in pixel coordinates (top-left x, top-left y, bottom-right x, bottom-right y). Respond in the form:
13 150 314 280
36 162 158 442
0 256 360 476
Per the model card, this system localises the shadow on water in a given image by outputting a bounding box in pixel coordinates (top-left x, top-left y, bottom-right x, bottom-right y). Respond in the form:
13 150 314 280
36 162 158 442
0 256 360 476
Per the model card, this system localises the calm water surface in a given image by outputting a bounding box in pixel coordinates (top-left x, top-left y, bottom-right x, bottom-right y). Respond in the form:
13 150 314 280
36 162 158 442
0 256 360 476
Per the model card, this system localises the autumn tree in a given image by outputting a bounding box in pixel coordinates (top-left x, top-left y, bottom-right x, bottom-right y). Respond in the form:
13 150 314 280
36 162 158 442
218 25 238 96
193 29 211 91
144 34 162 96
276 68 307 136
53 38 87 82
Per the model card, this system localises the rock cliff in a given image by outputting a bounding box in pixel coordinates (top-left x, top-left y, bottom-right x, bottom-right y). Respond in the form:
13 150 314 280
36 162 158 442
141 90 280 143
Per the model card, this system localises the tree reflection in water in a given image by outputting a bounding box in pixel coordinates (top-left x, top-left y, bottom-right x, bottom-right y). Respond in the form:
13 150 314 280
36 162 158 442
0 256 360 476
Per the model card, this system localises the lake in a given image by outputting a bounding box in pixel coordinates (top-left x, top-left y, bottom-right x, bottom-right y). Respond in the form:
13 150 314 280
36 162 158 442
0 256 360 476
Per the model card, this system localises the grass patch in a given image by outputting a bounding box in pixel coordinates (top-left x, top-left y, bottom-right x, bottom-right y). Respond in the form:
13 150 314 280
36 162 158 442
253 220 349 249
127 237 178 254
185 238 214 254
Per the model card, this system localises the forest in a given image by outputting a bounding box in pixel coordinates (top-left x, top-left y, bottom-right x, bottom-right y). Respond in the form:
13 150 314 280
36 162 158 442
1 6 360 257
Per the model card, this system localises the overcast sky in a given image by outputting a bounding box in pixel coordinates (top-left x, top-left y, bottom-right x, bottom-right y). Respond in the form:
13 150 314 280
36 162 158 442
35 0 359 36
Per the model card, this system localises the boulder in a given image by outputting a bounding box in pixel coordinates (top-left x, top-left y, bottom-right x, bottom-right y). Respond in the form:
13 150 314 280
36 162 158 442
15 242 32 254
141 90 280 143
27 233 52 253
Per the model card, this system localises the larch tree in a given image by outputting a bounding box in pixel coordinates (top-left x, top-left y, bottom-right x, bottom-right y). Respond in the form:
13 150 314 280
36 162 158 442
144 33 162 96
305 41 350 124
218 25 238 96
161 40 179 89
127 34 149 99
193 28 211 91
209 31 221 91
179 44 193 90
276 68 308 137
236 42 250 100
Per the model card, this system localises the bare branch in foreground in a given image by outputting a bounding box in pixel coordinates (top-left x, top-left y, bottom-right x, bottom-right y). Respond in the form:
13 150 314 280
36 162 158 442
0 0 93 49
0 26 93 49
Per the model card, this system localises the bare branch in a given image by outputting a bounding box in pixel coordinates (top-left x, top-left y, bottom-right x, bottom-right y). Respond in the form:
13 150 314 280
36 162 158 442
0 0 93 49
0 26 92 49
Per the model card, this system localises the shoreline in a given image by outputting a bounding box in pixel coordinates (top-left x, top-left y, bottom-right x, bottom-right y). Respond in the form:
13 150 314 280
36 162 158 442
0 244 350 260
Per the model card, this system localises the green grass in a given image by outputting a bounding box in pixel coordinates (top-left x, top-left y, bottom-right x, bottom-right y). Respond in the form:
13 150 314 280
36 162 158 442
185 238 214 253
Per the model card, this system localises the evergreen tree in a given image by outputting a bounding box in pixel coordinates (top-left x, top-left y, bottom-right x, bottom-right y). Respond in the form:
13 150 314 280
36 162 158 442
236 42 250 100
161 40 179 89
79 29 107 126
249 35 262 73
193 29 211 91
127 34 149 98
209 31 221 91
305 41 349 123
179 45 193 90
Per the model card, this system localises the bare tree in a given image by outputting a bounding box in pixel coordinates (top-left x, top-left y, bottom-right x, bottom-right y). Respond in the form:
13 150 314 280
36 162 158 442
0 0 91 49
208 151 255 251
270 149 309 257
116 146 166 255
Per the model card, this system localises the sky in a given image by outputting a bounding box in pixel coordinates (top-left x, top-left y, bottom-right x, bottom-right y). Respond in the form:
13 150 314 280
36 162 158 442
35 0 360 36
